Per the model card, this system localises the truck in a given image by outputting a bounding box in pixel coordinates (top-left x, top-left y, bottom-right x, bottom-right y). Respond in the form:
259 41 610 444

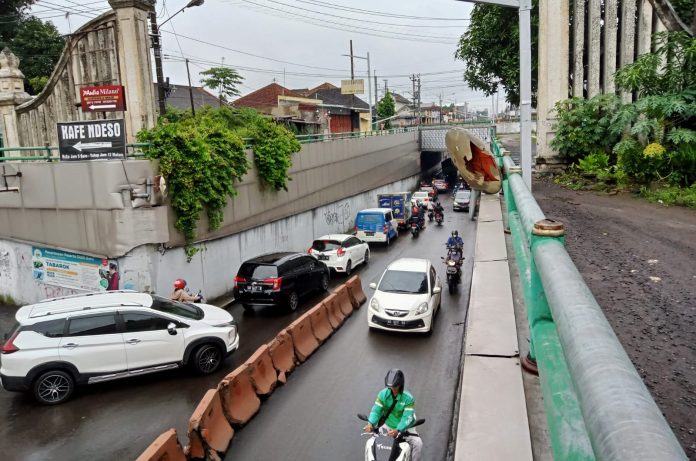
377 192 412 229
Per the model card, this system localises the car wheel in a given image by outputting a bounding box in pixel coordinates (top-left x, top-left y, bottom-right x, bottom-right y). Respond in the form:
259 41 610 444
320 273 329 291
345 261 352 276
33 370 74 405
287 291 300 311
192 344 223 375
364 250 370 264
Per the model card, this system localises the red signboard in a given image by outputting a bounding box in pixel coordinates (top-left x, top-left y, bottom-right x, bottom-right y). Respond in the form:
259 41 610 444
80 85 126 112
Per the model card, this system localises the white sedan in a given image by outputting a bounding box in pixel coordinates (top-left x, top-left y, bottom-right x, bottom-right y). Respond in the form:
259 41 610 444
367 258 442 334
308 234 370 276
411 191 431 206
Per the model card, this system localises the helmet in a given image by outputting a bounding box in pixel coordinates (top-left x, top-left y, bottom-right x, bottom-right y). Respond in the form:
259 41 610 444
174 278 187 290
451 230 458 237
385 369 405 390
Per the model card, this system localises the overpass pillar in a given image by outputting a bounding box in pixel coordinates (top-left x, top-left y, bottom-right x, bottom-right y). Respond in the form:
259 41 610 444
535 0 569 172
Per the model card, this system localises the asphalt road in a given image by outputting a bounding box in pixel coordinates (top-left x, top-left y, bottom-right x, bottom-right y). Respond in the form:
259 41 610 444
0 194 475 461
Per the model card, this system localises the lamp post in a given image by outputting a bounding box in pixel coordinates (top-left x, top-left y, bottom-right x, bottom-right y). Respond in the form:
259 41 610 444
342 51 372 131
150 0 205 115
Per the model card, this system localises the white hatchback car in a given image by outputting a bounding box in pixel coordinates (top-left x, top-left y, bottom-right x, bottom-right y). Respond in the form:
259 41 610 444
309 234 370 276
0 291 239 405
411 191 431 206
367 258 442 334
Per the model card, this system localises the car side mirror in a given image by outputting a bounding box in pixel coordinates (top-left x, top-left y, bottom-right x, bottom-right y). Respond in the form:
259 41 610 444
369 282 377 289
167 322 178 335
433 286 442 294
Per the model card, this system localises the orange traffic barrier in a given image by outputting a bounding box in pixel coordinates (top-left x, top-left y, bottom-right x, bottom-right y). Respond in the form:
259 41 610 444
185 429 206 460
136 428 186 461
307 302 334 343
333 284 355 316
245 344 277 396
218 364 261 425
322 293 345 329
268 329 297 383
287 313 320 362
346 275 367 307
188 389 234 457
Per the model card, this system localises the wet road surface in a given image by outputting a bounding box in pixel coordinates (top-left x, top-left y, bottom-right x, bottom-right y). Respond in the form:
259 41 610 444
0 194 475 460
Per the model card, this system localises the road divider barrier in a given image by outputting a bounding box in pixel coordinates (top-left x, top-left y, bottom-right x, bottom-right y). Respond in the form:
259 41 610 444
138 276 366 461
136 428 186 461
187 389 234 459
244 344 277 396
218 365 261 425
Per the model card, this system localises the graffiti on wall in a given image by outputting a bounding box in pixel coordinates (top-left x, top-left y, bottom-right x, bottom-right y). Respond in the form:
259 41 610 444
0 245 14 291
323 201 352 228
42 285 81 299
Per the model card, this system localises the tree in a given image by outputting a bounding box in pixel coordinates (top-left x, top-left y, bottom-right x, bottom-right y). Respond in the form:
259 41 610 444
8 17 64 94
0 0 36 44
377 91 396 128
454 0 538 106
199 66 244 106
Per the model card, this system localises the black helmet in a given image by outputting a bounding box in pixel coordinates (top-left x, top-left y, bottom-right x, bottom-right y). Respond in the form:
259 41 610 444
451 230 458 237
385 369 405 390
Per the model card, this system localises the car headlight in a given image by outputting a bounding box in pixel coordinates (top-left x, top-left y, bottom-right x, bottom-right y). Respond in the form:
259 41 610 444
415 302 429 314
447 260 456 267
370 297 380 312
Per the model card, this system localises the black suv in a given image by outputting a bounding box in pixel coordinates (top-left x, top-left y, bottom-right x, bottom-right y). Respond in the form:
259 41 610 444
233 252 330 312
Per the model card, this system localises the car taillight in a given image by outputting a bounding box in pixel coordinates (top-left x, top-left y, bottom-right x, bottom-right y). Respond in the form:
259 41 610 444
264 277 283 291
234 275 247 288
1 330 20 354
307 247 313 254
383 224 389 234
337 247 346 256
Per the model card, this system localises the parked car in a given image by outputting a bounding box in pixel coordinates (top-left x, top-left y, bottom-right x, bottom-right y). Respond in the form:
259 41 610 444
0 291 239 405
234 252 329 313
432 179 449 192
309 234 370 276
366 258 442 335
453 190 472 212
410 191 431 207
354 208 399 246
420 185 437 197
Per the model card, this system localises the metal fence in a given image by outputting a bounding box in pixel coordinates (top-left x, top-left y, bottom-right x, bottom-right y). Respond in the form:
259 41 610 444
490 139 687 461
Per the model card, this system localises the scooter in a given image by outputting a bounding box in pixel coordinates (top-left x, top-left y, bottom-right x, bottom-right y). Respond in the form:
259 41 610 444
427 210 433 222
410 221 420 238
434 211 443 226
442 246 464 294
358 414 425 461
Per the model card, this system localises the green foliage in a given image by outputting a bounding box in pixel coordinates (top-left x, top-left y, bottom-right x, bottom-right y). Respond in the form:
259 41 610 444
137 110 249 247
28 75 48 93
454 0 538 106
551 95 621 163
640 184 696 208
578 152 609 175
377 92 396 128
0 0 36 43
248 117 301 191
665 143 696 187
200 66 244 104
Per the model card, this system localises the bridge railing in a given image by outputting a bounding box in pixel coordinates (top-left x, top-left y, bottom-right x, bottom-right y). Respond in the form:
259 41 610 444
493 139 687 460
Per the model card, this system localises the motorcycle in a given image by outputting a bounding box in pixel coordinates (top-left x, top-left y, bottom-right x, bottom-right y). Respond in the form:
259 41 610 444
434 211 443 226
427 210 433 222
442 246 464 294
410 220 420 238
358 414 425 461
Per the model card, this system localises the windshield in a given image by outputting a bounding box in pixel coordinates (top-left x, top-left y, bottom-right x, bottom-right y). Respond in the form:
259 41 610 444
378 270 428 294
150 296 203 320
312 240 341 251
455 191 471 200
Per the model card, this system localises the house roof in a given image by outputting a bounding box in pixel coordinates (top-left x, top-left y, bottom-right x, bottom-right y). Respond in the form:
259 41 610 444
159 83 222 110
308 82 338 94
392 93 412 105
233 83 304 109
306 87 369 111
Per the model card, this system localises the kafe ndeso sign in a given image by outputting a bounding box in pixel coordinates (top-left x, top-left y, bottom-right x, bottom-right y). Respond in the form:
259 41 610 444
57 119 126 161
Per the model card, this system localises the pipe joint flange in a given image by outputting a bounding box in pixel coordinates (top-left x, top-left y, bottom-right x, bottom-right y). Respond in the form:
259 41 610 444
506 165 522 175
533 219 565 237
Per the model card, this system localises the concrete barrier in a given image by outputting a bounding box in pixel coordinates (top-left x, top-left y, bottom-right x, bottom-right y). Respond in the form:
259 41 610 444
322 293 346 329
307 302 334 343
287 313 320 362
185 428 206 460
135 428 186 461
268 329 297 383
218 365 261 425
245 344 277 396
333 285 355 316
188 389 234 457
346 275 367 307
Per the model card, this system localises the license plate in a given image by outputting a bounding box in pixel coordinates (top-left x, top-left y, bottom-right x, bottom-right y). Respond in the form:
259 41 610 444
365 232 374 236
317 255 329 261
386 319 406 327
252 285 263 292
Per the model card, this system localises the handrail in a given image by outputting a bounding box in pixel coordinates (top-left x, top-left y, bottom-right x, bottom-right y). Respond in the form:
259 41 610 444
493 138 687 460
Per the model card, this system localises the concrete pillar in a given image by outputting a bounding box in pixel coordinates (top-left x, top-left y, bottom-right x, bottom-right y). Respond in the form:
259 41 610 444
572 0 585 97
0 48 32 150
620 0 637 102
535 0 569 171
587 0 602 97
108 0 157 144
603 0 618 94
637 0 653 56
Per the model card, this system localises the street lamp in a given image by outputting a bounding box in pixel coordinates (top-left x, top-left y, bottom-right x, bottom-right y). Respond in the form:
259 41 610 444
151 0 205 115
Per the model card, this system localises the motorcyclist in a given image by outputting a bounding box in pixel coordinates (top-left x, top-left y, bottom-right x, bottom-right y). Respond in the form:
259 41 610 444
170 279 201 303
433 201 444 218
446 230 463 248
363 369 423 461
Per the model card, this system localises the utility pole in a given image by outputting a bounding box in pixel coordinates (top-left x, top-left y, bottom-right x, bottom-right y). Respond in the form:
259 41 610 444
374 70 378 105
218 57 225 107
416 74 421 125
185 58 196 117
349 40 355 80
383 79 388 95
439 93 443 124
149 12 166 115
410 74 417 123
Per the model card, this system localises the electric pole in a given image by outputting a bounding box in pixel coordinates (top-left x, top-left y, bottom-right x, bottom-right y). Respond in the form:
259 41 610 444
374 70 378 105
383 79 388 95
410 74 417 123
349 40 354 80
416 74 422 125
439 93 443 124
185 58 196 117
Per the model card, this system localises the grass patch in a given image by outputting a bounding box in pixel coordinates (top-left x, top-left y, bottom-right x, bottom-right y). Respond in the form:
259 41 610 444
640 184 696 208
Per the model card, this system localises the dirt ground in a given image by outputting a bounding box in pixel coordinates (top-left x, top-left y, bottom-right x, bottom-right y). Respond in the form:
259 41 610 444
533 178 696 457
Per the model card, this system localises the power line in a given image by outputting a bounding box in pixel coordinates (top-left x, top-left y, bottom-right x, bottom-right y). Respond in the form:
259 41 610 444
282 0 471 21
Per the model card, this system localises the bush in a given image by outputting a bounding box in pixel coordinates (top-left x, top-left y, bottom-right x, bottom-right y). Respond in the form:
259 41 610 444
577 152 609 175
665 143 696 187
640 184 696 208
248 117 301 192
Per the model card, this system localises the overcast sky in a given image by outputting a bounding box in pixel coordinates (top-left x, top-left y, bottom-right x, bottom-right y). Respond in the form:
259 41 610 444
28 0 498 110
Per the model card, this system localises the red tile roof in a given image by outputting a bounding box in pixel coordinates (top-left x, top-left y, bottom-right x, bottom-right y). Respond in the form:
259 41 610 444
233 83 304 110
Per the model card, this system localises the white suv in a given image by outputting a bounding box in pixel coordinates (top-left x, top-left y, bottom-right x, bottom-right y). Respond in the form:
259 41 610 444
0 291 239 405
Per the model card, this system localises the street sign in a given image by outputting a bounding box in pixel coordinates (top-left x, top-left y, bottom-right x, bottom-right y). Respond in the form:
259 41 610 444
57 119 126 161
80 85 126 112
341 79 364 95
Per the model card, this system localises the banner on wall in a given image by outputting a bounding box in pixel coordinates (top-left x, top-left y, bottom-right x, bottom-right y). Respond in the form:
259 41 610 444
31 247 119 292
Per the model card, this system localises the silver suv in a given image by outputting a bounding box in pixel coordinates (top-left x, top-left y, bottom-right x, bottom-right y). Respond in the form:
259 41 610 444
0 291 239 405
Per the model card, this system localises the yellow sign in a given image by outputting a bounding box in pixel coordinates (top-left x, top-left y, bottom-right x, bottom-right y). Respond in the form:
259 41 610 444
341 79 365 95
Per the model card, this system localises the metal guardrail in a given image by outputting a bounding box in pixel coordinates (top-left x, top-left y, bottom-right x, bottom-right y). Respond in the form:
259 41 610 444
0 143 149 162
492 140 687 460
